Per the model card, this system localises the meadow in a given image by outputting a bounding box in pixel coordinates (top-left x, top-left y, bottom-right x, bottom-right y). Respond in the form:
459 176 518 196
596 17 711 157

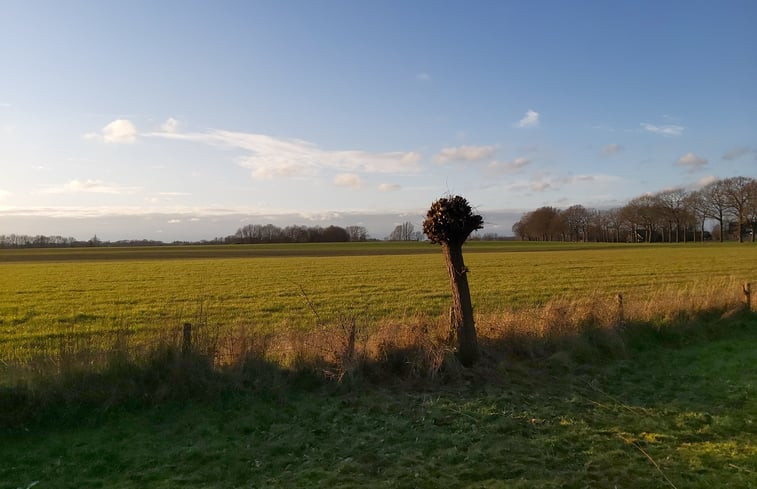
1 241 756 488
1 241 756 363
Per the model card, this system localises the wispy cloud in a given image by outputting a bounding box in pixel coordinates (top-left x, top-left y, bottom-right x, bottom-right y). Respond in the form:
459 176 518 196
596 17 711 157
146 191 191 204
695 175 718 188
333 173 364 188
0 189 10 200
434 145 496 163
675 152 708 172
722 146 753 160
160 117 180 133
506 173 618 193
148 130 420 180
641 122 684 137
378 183 401 192
0 102 10 108
41 179 141 195
600 143 623 156
416 72 431 81
487 157 531 175
516 109 539 128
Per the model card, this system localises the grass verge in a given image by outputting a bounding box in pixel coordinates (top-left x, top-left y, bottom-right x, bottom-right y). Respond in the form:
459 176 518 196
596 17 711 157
0 310 754 488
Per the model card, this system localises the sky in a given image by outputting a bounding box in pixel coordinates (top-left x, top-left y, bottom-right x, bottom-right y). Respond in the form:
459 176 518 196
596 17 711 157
1 0 756 241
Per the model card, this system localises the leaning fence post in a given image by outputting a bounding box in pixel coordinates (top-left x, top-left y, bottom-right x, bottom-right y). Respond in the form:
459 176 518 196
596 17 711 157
743 283 752 310
182 323 192 355
616 293 625 326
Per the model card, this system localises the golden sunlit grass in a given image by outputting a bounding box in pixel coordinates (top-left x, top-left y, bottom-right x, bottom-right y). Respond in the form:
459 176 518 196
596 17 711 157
1 241 755 365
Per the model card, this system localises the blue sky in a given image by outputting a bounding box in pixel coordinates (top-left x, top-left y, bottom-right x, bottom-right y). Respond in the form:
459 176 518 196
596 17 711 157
1 0 755 240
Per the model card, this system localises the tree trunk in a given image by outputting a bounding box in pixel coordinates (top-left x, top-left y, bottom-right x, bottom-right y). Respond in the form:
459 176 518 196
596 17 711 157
718 212 724 242
441 242 478 366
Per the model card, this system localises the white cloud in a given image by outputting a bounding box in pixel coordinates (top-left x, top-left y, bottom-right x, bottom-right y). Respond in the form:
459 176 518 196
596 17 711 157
147 130 421 180
0 189 10 200
488 157 531 175
516 110 539 128
333 173 364 188
722 146 753 160
600 143 623 156
435 145 496 163
160 117 180 133
0 102 10 108
97 119 138 143
168 219 181 224
641 123 684 137
696 175 718 188
530 181 552 192
378 183 401 192
675 152 708 172
41 179 141 195
416 73 431 81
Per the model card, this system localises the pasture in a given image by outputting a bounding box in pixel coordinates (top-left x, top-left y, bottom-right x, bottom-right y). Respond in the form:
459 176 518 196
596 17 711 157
1 241 756 363
1 241 756 487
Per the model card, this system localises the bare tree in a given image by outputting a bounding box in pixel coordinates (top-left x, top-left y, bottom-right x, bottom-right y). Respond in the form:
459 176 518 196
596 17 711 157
684 190 709 242
701 179 730 242
345 225 368 242
747 179 757 242
423 196 483 367
389 221 415 241
656 188 690 242
722 176 755 243
512 207 562 241
624 195 663 242
563 205 590 242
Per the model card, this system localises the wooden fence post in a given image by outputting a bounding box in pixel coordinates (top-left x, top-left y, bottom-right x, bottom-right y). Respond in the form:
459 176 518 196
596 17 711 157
743 283 752 310
182 323 192 355
616 293 625 326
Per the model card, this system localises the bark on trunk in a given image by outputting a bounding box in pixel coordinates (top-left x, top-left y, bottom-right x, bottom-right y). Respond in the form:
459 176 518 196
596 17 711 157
441 242 478 367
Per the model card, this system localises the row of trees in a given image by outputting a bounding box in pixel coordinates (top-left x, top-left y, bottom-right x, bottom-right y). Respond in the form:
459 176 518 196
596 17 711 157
228 224 369 244
0 234 79 248
231 222 429 243
512 176 757 243
0 234 180 248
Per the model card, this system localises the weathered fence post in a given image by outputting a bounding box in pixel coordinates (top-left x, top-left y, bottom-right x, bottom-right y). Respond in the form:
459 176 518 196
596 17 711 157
182 323 192 355
616 293 625 326
743 283 752 310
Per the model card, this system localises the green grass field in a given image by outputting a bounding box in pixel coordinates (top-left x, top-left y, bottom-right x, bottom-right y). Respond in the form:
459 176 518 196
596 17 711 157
1 241 756 487
2 241 756 362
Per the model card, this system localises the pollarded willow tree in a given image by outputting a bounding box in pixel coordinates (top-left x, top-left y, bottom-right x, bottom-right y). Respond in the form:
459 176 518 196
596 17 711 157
423 195 483 367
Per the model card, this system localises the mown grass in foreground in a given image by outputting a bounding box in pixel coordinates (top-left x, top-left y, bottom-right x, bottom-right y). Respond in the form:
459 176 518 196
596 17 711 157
1 311 754 489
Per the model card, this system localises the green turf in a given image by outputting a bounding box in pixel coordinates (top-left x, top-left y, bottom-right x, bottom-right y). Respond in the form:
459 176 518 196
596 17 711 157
1 318 754 488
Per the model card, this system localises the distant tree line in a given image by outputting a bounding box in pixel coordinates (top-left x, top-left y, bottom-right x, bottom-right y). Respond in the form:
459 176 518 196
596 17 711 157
512 176 757 243
0 234 173 248
0 234 79 248
225 224 370 244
